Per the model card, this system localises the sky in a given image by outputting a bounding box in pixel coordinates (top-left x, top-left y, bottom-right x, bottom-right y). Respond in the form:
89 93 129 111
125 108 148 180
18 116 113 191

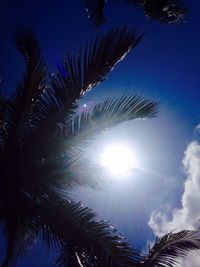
1 0 200 266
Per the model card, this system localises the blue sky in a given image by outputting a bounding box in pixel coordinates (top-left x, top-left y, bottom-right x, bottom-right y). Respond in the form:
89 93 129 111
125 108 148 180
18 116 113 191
1 0 200 266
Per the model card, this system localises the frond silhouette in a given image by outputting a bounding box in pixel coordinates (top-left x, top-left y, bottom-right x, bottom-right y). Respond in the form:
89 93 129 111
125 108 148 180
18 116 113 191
0 28 152 267
55 95 157 188
1 28 198 267
85 0 187 26
85 0 106 26
142 230 200 267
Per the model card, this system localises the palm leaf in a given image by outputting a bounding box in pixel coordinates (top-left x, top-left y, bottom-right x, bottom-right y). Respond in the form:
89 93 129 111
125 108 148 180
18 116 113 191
61 95 157 157
127 0 187 24
36 27 143 135
40 223 61 251
85 0 187 25
56 245 81 267
6 31 46 143
0 91 7 147
142 230 200 267
47 95 157 189
47 159 112 190
2 208 38 267
85 0 106 26
64 95 157 141
40 198 141 267
0 183 40 267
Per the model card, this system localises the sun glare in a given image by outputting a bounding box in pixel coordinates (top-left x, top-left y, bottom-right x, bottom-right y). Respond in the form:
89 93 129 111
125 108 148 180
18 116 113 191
100 144 137 175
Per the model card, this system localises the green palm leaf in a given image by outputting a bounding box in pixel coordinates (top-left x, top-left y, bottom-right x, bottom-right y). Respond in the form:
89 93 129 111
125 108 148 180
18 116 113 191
142 230 200 267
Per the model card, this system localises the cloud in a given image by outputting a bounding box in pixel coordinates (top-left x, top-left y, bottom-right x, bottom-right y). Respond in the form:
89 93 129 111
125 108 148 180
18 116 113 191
148 141 200 236
195 124 200 132
148 140 200 266
175 251 200 267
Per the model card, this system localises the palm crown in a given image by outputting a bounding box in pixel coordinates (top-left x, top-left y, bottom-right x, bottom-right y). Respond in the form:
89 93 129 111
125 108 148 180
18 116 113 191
0 27 200 267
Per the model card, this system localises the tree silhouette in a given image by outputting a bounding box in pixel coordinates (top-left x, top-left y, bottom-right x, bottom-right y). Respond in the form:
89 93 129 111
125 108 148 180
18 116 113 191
0 28 154 267
1 28 199 267
85 0 187 26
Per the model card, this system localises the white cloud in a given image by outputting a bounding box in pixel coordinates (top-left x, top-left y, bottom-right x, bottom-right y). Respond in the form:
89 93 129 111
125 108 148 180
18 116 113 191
148 141 200 236
148 140 200 266
175 251 200 267
195 124 200 132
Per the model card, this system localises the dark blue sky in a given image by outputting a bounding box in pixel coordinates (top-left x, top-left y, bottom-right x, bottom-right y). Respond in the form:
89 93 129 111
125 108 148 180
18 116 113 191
1 0 200 266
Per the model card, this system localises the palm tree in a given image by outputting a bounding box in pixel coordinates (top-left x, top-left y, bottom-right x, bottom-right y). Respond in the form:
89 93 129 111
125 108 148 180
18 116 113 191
0 27 155 267
85 0 187 26
1 28 199 267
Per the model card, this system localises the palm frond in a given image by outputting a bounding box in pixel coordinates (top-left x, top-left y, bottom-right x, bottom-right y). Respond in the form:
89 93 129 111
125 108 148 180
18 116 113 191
0 91 7 147
60 95 157 161
2 214 37 267
64 95 157 140
36 27 143 134
127 0 187 24
40 223 61 251
85 0 187 25
47 159 112 190
56 244 88 267
143 230 200 267
6 31 46 143
40 199 141 267
47 95 157 189
85 0 106 26
0 186 40 267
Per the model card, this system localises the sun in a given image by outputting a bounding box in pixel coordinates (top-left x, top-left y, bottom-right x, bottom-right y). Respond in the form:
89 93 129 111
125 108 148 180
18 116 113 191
100 143 138 175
